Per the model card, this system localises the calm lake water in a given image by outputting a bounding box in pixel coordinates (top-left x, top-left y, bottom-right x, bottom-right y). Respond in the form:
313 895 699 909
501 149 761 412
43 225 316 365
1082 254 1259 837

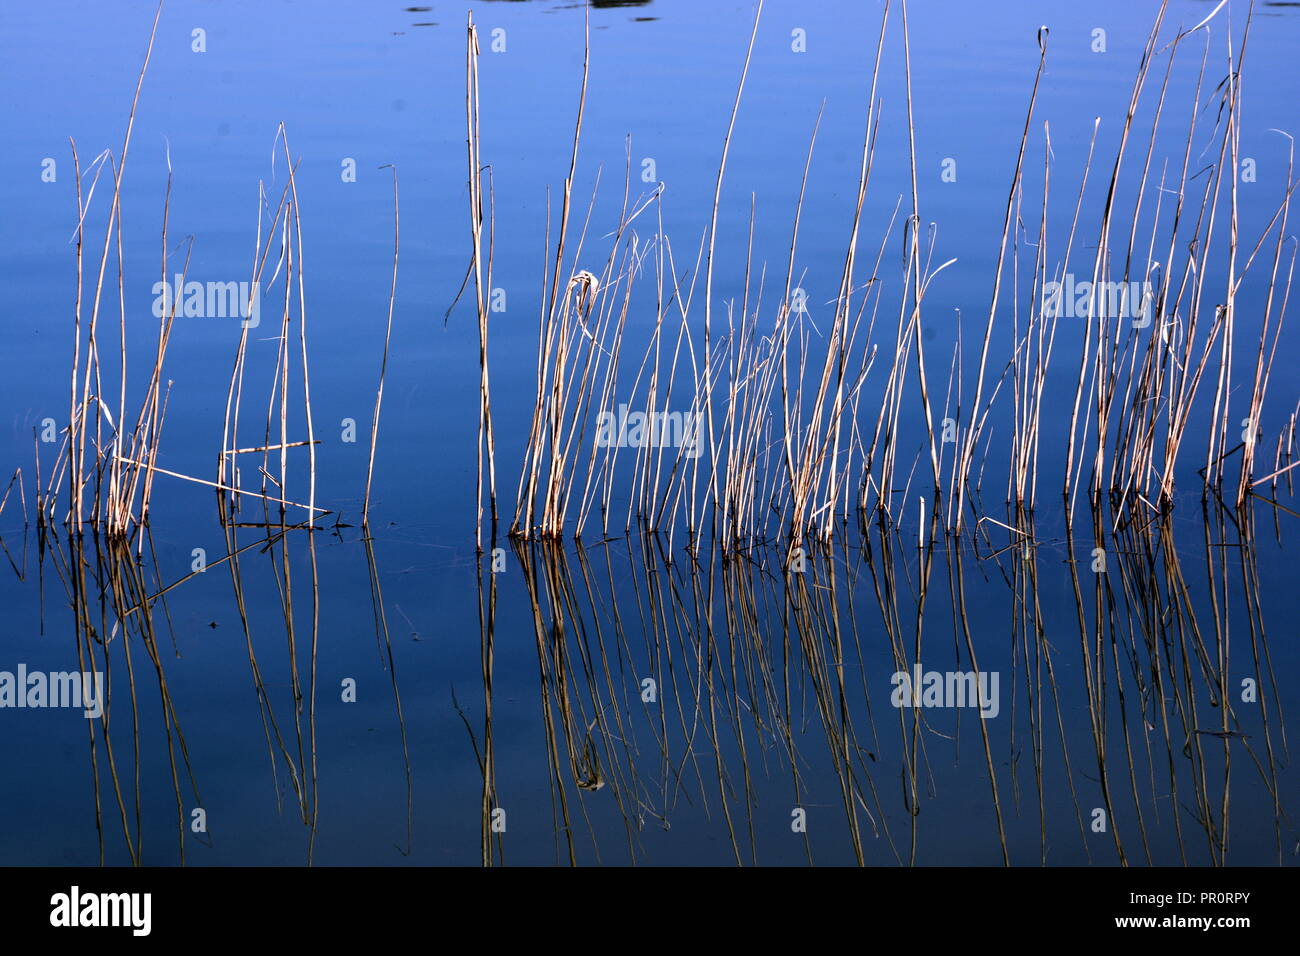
0 0 1297 865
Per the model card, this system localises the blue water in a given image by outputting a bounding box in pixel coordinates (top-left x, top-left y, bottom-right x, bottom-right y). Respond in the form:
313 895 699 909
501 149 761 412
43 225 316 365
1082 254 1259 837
0 0 1296 865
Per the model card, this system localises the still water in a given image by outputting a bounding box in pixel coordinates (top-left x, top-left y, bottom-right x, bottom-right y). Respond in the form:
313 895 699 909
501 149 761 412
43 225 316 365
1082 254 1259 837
0 0 1297 865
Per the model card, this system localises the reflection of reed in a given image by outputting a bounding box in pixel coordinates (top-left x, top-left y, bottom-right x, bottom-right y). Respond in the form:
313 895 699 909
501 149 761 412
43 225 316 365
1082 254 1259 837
10 474 1289 866
362 521 413 858
36 526 204 865
0 475 30 580
478 494 1290 866
474 539 500 866
14 502 422 864
217 497 321 860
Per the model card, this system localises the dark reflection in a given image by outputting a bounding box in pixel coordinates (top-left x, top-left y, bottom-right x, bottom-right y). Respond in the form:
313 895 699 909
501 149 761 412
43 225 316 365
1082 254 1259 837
36 526 207 865
8 486 1285 865
19 508 422 865
461 492 1288 865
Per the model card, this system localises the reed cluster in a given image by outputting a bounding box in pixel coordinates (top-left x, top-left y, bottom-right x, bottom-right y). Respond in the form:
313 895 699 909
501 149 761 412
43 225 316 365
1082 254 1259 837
482 0 1297 556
